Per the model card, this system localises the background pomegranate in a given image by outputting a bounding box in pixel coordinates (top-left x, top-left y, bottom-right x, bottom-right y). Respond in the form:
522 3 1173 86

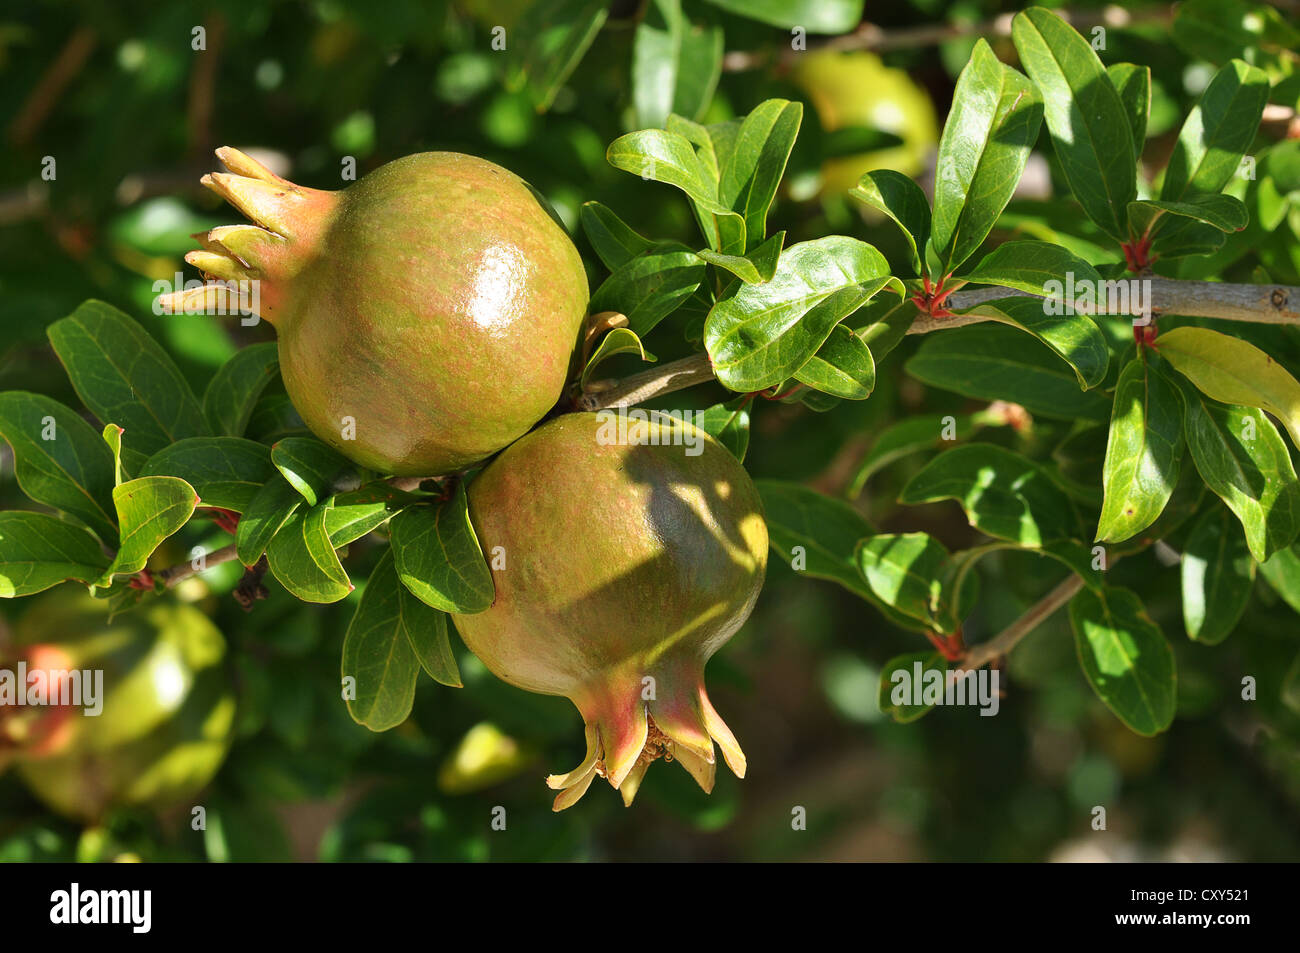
161 148 589 476
451 412 768 810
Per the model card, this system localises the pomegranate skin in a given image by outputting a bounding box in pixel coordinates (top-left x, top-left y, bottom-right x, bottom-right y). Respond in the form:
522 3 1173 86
165 149 589 476
451 411 768 809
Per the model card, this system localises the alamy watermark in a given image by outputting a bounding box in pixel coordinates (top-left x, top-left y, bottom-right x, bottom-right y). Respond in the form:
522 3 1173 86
0 662 103 716
595 408 705 456
153 274 261 325
888 663 1001 716
1041 273 1153 326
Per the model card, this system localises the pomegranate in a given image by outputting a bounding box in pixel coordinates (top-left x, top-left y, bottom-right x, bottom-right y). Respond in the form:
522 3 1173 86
161 148 589 476
451 412 768 809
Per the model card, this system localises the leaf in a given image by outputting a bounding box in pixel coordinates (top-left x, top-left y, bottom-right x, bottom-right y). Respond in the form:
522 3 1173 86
101 424 125 487
1129 196 1249 238
342 553 420 730
756 479 875 597
1181 504 1254 644
948 296 1110 390
202 342 279 438
271 437 356 507
792 324 876 399
855 533 976 632
957 241 1103 297
905 324 1112 420
848 414 980 498
700 0 863 33
325 485 417 547
899 443 1080 546
0 391 117 541
1172 0 1300 64
46 300 209 457
697 230 784 283
140 437 276 513
1070 585 1176 736
703 236 898 392
1096 358 1185 543
1107 63 1150 164
1176 382 1300 562
580 202 654 271
1260 544 1300 617
389 484 494 614
855 296 916 362
266 504 352 603
581 328 656 386
100 476 199 583
1148 221 1228 260
1012 8 1136 241
929 39 1043 274
0 512 110 597
632 0 723 129
607 129 733 216
849 170 931 277
1160 59 1269 201
694 397 750 462
718 99 802 251
508 0 609 111
235 476 303 566
878 652 948 724
1157 326 1300 450
588 243 706 337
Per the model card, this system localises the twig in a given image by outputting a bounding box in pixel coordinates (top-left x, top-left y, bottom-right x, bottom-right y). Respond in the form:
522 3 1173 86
579 352 717 411
8 27 97 146
155 543 240 587
957 575 1085 671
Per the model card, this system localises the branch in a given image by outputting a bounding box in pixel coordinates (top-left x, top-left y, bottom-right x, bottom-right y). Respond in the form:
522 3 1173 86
580 279 1300 409
957 575 1085 671
155 543 240 587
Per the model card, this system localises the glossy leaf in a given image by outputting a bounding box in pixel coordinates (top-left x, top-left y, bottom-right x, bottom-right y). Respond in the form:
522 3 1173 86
697 230 784 284
1096 359 1185 543
47 300 208 457
100 476 199 583
0 512 110 597
1107 63 1150 163
718 99 802 251
1128 195 1249 237
389 485 494 614
856 533 977 632
235 475 303 566
1012 8 1135 241
325 485 418 547
0 391 117 542
272 437 356 507
140 437 275 513
580 202 654 271
957 241 1103 297
581 328 656 386
202 342 279 438
700 0 863 33
793 324 876 399
1260 544 1300 617
1161 59 1269 201
951 296 1109 390
1181 504 1254 644
588 243 706 337
266 504 352 604
694 397 751 463
632 0 723 129
342 552 422 731
849 170 931 277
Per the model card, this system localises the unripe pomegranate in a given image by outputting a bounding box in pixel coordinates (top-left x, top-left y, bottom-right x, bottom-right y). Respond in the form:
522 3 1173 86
162 148 589 476
451 412 768 810
3 589 234 822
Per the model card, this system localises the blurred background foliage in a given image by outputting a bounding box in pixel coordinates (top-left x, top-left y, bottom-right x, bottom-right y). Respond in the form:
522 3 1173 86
1 0 1299 861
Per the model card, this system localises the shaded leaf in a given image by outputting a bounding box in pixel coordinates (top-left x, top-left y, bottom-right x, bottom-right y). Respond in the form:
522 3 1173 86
266 504 352 604
202 342 279 438
0 512 110 597
389 484 494 614
793 324 876 399
1181 504 1254 644
849 170 931 276
140 437 275 513
272 437 356 507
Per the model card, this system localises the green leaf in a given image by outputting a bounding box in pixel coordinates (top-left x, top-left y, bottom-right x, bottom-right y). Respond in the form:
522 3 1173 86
271 437 356 507
102 424 125 486
266 504 352 604
1148 221 1228 260
1158 327 1300 450
1129 196 1249 237
1107 63 1151 164
1172 0 1300 64
1096 358 1185 543
389 484 494 614
1160 59 1269 201
46 300 209 457
697 230 785 283
948 296 1110 390
930 39 1043 274
632 0 723 129
235 476 303 566
140 437 276 513
878 652 948 724
756 479 880 599
581 328 656 386
693 396 751 463
700 0 863 33
588 243 707 337
703 236 898 392
325 485 417 547
855 533 977 632
718 99 802 251
957 241 1103 297
508 0 609 111
100 476 199 583
905 324 1112 421
579 202 654 271
849 170 931 277
342 552 421 730
1070 585 1176 736
1012 8 1136 241
1260 544 1300 617
1176 382 1300 562
1181 504 1254 644
899 443 1080 546
202 342 279 438
848 413 981 498
0 512 110 597
792 324 876 399
855 296 917 363
0 391 117 542
607 128 734 217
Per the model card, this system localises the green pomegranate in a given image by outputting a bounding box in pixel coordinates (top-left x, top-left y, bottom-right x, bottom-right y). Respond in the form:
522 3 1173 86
161 148 589 476
451 412 768 810
1 589 234 822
